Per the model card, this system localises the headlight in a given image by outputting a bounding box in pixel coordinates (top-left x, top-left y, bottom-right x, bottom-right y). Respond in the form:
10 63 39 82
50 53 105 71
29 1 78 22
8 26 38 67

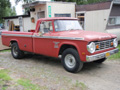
113 38 118 47
87 42 96 53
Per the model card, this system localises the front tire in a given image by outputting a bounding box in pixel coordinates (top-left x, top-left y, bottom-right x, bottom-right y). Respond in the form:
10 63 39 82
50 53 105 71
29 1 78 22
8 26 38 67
61 48 83 73
11 42 24 59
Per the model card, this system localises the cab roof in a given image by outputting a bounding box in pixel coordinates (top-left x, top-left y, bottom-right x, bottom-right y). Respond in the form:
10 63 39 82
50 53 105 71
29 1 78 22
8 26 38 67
38 17 78 21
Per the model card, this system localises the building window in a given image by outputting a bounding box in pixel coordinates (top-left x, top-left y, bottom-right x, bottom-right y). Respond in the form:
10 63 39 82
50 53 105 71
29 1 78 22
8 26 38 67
55 14 71 17
37 11 45 19
108 16 120 26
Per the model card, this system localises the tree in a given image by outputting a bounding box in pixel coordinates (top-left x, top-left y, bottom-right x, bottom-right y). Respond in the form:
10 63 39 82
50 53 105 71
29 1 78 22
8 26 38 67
54 0 108 4
15 0 35 15
0 0 10 23
0 0 16 23
15 0 35 4
5 7 16 16
85 0 108 4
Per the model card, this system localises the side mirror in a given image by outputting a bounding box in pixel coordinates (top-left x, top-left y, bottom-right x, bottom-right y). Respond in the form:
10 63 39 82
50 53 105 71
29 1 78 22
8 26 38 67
40 24 44 34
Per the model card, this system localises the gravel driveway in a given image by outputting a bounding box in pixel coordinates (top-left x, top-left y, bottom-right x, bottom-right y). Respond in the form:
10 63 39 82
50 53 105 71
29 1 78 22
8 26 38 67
0 51 120 90
0 36 10 50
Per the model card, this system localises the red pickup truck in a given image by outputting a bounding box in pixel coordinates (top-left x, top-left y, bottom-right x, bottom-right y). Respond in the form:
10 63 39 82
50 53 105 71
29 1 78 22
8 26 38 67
1 17 119 73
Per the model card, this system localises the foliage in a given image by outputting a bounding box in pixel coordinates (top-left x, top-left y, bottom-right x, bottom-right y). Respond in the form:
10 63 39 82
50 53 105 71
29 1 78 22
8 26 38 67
0 49 10 53
54 0 108 4
15 0 35 14
5 7 16 16
0 69 11 81
74 80 87 90
85 0 108 4
0 69 11 90
15 0 108 5
17 79 48 90
0 0 16 23
15 0 35 4
108 44 120 60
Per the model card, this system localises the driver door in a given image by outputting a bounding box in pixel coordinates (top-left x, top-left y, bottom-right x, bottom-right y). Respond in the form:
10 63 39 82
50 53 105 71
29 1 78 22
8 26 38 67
33 21 54 56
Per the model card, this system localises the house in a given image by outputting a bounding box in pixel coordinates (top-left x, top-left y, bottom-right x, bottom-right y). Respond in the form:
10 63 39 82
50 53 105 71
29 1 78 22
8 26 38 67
76 0 120 41
2 0 120 41
22 1 76 30
3 14 30 32
3 1 75 32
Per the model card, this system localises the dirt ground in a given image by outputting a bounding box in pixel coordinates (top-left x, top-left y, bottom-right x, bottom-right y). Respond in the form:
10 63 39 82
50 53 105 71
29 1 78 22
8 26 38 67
0 51 120 90
0 36 10 50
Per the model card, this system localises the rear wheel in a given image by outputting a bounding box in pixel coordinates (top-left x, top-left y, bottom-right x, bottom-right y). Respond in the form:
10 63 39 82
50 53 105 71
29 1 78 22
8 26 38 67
61 48 83 73
11 42 24 59
94 58 106 63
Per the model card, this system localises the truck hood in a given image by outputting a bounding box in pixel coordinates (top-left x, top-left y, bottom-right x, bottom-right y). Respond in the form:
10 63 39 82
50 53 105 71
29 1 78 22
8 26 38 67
52 30 116 41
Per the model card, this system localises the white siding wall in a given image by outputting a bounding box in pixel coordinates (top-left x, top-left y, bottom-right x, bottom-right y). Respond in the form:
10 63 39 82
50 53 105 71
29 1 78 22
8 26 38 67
23 17 31 32
107 29 120 40
46 2 75 17
85 9 110 32
80 9 120 41
4 17 31 32
30 3 75 29
30 4 46 29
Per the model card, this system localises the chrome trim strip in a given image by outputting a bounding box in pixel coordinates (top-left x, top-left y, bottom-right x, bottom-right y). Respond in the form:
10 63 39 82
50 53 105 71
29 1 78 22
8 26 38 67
95 39 113 51
2 33 84 40
86 48 119 62
95 39 114 51
32 35 84 40
95 47 114 52
2 33 32 37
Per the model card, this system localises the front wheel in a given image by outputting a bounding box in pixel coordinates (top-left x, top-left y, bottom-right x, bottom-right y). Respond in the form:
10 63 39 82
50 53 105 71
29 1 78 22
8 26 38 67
11 42 24 59
61 48 83 73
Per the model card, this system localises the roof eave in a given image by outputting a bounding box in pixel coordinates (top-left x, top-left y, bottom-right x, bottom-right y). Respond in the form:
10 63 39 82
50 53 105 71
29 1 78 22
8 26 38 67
23 1 46 8
3 15 30 19
23 1 76 8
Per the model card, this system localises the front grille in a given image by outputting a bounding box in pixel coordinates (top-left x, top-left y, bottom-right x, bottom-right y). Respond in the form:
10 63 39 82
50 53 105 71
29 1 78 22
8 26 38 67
95 39 114 51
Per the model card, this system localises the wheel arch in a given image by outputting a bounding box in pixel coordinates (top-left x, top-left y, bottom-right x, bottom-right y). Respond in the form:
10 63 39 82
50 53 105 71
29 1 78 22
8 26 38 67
10 40 19 47
58 42 80 56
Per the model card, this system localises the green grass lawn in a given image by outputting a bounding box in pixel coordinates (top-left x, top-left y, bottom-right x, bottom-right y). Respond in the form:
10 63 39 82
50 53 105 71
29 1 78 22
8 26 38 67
0 49 10 53
0 69 47 90
17 79 43 90
108 44 120 60
0 70 11 81
0 69 11 90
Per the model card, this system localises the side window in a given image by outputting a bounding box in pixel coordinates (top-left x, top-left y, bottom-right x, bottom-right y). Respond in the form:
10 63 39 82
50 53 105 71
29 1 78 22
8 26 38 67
40 21 53 33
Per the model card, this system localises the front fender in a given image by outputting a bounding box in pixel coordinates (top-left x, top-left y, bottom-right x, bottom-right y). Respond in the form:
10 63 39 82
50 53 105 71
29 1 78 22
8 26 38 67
58 41 81 58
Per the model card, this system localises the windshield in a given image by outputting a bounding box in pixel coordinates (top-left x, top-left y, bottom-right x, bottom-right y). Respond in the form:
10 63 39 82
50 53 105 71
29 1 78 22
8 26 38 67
54 20 83 31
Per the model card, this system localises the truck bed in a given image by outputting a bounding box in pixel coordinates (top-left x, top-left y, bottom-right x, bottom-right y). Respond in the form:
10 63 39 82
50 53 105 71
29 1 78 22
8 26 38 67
1 31 34 52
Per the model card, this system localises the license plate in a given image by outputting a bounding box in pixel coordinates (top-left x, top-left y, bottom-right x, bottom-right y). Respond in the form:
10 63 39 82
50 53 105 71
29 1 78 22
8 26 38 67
106 52 110 57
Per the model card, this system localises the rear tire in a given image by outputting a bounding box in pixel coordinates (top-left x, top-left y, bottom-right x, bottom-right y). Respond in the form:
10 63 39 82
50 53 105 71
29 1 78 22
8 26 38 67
94 58 106 63
11 42 24 59
61 48 83 73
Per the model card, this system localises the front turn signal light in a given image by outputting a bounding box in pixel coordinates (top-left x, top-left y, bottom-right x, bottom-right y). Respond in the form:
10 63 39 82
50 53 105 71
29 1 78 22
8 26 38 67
96 45 99 49
111 42 113 46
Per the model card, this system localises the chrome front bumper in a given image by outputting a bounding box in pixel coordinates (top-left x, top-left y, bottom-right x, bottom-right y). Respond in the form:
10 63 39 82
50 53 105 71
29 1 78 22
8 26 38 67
86 48 119 62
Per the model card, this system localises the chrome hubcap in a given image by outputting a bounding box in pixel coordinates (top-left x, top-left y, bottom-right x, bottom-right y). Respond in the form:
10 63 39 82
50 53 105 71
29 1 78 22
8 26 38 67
65 54 76 68
13 46 18 56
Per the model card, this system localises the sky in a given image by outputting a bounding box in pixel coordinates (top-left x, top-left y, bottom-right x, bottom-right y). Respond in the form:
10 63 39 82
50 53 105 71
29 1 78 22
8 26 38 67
10 0 51 15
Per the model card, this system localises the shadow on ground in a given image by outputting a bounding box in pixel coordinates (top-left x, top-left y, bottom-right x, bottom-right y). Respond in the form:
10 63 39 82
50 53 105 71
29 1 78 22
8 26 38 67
23 53 104 73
